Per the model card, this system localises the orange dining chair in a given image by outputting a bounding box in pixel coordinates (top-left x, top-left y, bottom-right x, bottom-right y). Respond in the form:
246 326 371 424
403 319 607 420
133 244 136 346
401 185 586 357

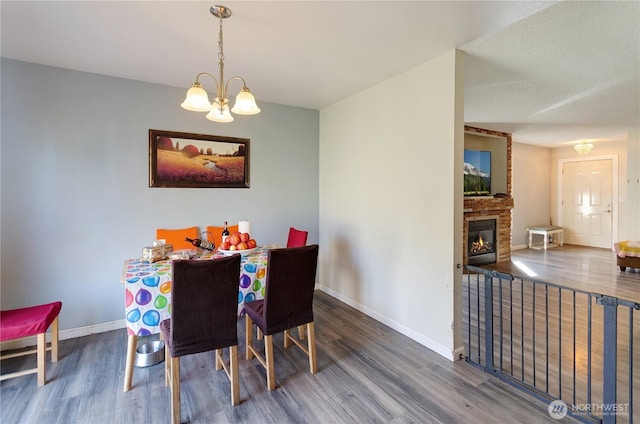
159 255 242 424
156 227 199 251
0 301 62 386
206 224 238 247
286 227 308 248
244 245 319 391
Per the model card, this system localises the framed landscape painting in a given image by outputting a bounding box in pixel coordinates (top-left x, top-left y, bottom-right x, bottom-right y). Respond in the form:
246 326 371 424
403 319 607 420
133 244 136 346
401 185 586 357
149 129 249 188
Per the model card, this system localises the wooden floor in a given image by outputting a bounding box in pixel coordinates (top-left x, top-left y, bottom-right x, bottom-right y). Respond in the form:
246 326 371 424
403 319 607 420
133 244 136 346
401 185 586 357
3 245 631 424
487 244 640 302
468 244 640 423
1 291 577 424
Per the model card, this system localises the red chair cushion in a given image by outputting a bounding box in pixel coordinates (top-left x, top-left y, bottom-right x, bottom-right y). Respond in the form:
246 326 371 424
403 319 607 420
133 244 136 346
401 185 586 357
286 227 308 248
0 302 62 341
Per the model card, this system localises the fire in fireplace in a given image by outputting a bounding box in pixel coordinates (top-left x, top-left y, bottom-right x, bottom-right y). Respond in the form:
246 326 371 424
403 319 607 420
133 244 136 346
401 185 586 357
468 219 497 265
470 234 492 254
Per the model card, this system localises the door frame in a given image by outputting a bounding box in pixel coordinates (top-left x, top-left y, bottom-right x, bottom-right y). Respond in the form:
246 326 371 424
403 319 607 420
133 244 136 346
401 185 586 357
557 154 618 249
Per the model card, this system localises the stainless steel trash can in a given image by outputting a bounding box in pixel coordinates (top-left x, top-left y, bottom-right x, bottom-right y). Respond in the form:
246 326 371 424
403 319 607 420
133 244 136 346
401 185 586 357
134 340 165 367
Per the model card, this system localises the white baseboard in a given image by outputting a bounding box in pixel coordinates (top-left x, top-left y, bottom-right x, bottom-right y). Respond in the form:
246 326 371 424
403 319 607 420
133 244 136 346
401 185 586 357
317 285 456 361
1 319 126 352
511 244 529 251
3 292 470 361
452 346 466 361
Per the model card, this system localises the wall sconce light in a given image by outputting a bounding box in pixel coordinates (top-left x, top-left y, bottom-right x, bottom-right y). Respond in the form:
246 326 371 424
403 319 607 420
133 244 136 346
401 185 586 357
574 142 593 157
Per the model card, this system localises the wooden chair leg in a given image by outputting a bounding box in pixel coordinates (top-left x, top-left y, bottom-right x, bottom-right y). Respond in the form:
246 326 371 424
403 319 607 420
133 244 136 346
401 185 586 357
170 357 180 424
163 336 169 387
245 315 254 360
215 349 223 371
265 334 275 391
36 333 46 386
283 329 291 348
51 317 59 362
123 334 137 392
307 322 317 374
229 345 239 406
257 327 263 340
298 325 305 340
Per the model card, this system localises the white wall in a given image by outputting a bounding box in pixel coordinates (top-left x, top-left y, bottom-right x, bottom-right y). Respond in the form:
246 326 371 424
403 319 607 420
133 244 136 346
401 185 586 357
318 50 464 360
1 59 319 331
511 142 552 248
625 129 640 240
550 140 629 243
509 138 638 249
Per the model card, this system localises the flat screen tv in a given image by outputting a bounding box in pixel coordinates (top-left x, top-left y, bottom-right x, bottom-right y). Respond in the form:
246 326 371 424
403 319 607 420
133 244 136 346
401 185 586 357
464 149 491 195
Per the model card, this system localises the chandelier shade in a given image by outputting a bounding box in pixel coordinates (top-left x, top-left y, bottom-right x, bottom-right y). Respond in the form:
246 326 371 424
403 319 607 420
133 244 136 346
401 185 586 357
181 83 212 112
232 88 261 115
206 102 234 123
181 5 260 123
574 142 593 157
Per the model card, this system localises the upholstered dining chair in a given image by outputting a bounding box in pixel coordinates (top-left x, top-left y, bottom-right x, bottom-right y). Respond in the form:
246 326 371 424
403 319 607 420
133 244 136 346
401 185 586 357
286 227 308 248
159 255 242 424
244 244 319 391
0 301 62 386
156 226 199 251
285 227 310 339
206 224 239 247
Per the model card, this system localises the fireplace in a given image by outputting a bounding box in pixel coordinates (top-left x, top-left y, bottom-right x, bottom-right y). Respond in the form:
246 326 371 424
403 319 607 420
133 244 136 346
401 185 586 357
462 126 513 266
467 219 497 266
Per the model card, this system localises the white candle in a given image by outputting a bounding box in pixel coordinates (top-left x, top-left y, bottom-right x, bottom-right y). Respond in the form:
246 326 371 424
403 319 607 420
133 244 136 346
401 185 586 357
238 220 251 234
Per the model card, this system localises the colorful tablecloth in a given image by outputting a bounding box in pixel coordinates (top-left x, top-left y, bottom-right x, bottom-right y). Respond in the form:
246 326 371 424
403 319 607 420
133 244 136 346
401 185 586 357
121 247 269 336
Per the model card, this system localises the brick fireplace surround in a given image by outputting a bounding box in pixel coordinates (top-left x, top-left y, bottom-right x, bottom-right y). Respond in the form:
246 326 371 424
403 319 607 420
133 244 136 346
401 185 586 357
463 126 514 266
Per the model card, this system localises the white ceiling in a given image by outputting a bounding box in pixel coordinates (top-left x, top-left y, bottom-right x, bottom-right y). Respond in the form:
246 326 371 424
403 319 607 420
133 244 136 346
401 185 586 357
1 1 638 148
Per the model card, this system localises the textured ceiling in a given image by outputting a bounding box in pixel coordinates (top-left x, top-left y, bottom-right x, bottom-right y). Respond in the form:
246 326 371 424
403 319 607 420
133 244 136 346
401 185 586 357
462 0 640 146
1 1 638 147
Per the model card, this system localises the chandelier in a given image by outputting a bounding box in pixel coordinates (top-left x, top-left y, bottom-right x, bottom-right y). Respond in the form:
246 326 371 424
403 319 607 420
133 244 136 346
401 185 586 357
181 5 260 123
574 141 593 157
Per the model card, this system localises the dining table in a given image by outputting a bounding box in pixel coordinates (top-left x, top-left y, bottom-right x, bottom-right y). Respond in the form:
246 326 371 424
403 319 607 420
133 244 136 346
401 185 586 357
121 246 271 392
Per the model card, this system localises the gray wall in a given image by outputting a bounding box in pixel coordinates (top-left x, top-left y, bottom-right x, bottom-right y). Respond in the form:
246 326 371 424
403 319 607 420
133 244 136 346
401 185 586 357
1 59 319 330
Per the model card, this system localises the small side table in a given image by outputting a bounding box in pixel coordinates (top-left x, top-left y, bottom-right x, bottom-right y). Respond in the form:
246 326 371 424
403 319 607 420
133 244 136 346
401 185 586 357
528 226 564 250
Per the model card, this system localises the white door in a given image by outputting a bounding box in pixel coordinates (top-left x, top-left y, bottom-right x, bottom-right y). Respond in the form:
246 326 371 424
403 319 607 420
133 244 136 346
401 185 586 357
562 159 613 248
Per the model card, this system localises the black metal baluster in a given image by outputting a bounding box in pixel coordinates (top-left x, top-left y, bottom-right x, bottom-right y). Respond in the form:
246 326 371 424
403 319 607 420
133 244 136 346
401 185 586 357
521 279 525 382
558 288 562 398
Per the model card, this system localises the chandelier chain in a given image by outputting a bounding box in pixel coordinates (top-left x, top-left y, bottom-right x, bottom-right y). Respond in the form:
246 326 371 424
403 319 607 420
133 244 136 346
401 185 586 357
217 14 225 71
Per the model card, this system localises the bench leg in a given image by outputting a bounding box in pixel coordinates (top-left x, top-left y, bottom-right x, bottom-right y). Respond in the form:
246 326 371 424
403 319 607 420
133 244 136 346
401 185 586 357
51 316 59 362
559 231 564 246
37 333 46 386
